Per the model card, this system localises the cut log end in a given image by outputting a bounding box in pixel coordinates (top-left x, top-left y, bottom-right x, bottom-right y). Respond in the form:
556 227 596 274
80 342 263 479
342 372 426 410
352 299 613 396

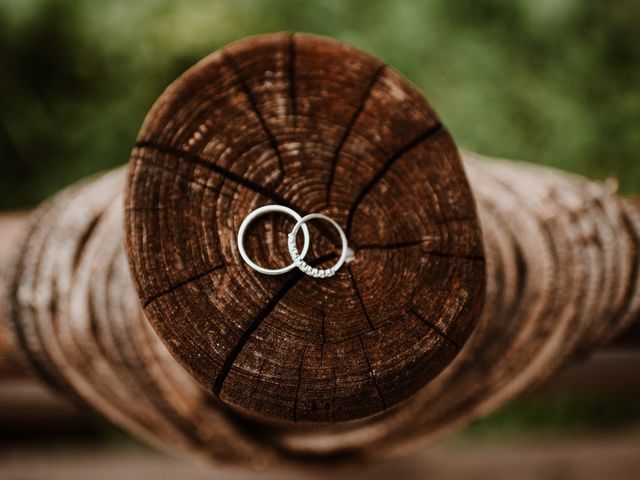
124 32 485 423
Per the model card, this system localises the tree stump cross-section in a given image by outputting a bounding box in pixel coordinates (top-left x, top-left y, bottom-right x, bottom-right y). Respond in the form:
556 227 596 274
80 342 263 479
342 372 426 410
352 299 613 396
125 32 485 424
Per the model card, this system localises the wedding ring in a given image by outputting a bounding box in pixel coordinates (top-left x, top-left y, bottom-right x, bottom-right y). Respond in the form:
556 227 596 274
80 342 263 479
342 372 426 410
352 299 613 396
287 213 348 278
237 205 310 275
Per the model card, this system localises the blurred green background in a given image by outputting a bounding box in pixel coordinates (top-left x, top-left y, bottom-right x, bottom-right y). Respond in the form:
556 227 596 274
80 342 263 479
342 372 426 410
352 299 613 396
1 0 639 210
1 0 640 445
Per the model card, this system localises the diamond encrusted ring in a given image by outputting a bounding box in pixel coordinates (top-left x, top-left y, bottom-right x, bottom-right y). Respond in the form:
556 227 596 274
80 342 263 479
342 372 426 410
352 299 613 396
237 206 348 278
287 213 348 278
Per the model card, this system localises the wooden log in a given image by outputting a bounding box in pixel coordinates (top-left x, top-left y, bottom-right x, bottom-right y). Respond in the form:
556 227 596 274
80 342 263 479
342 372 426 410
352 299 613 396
125 32 485 424
0 211 30 378
1 33 639 469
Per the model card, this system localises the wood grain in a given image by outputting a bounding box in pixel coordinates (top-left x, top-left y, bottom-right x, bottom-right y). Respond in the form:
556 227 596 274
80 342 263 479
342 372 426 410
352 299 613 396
124 33 485 423
2 33 640 470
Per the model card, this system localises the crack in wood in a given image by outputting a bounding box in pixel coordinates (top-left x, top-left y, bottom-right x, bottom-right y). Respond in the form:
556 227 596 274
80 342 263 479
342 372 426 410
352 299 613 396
131 154 221 194
134 141 300 212
133 144 347 272
325 64 386 206
421 250 485 262
212 253 337 398
353 239 485 262
410 308 459 350
358 335 387 410
345 123 444 236
355 239 426 250
348 265 374 330
293 344 308 422
142 263 225 309
223 52 286 179
124 36 486 423
109 251 207 443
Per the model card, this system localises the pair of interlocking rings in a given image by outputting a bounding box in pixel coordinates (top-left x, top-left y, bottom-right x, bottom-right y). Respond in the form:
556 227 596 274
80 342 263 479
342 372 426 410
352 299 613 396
237 205 349 278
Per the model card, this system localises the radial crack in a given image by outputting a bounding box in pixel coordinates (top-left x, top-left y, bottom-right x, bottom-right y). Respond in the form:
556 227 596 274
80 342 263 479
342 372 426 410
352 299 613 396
410 308 459 350
223 52 286 178
293 344 308 422
358 335 387 410
421 250 485 262
355 239 426 250
212 253 337 397
142 263 224 308
134 141 299 212
325 64 386 205
348 265 374 330
345 123 444 237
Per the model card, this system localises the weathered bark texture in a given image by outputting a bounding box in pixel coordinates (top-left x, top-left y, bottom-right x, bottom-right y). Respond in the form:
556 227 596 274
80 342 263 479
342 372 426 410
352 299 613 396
1 33 639 469
2 152 639 467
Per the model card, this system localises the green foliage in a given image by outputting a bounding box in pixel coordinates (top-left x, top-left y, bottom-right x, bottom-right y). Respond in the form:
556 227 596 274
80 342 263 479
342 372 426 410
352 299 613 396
1 0 639 208
456 392 640 440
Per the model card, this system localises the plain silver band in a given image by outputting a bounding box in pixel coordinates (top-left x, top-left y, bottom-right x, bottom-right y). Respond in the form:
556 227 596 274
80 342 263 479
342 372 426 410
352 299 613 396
237 205 310 275
288 213 349 278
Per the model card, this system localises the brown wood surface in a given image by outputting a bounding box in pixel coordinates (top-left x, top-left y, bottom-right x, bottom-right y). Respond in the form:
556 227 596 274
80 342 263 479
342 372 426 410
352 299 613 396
2 33 640 470
125 33 485 423
3 155 640 468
